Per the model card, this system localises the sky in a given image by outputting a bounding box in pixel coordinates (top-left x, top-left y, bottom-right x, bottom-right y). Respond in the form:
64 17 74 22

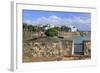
22 10 91 31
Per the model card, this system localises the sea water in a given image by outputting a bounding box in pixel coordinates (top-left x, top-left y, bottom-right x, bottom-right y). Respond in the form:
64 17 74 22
66 35 91 55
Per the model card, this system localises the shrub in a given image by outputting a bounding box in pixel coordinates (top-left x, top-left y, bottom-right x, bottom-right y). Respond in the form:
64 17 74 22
45 28 58 37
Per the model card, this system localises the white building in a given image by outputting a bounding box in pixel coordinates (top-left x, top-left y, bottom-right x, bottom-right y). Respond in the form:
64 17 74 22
69 26 78 32
44 24 54 30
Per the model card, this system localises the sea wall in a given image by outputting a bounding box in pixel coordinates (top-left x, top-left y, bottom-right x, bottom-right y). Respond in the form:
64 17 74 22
23 31 91 62
23 40 73 58
23 31 91 40
83 40 91 56
58 31 91 38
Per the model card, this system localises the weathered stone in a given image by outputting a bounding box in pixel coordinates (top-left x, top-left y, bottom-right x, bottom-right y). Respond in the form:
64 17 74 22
83 40 91 56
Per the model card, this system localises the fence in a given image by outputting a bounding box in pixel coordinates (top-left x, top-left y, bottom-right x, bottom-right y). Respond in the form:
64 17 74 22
74 43 84 55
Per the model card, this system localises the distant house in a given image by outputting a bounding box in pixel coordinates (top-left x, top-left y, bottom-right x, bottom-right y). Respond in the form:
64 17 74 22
42 24 78 32
44 24 54 30
70 26 78 32
61 25 78 32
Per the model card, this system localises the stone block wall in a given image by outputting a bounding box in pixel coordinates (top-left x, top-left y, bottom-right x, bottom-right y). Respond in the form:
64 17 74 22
83 40 91 56
23 40 73 58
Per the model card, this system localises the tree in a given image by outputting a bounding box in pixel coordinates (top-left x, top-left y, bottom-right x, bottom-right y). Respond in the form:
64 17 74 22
54 27 61 31
28 25 34 31
23 23 28 30
61 26 71 32
23 23 43 32
45 28 58 37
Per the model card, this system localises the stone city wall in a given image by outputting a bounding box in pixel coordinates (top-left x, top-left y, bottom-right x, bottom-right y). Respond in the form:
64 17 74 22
23 40 73 58
83 40 91 56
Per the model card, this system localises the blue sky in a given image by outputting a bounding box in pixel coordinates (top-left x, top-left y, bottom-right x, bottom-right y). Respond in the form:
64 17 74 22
22 10 91 31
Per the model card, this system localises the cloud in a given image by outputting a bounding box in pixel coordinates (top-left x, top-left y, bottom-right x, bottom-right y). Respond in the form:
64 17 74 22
72 16 91 25
49 15 61 20
71 16 91 31
23 20 32 25
24 15 91 31
32 15 63 26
